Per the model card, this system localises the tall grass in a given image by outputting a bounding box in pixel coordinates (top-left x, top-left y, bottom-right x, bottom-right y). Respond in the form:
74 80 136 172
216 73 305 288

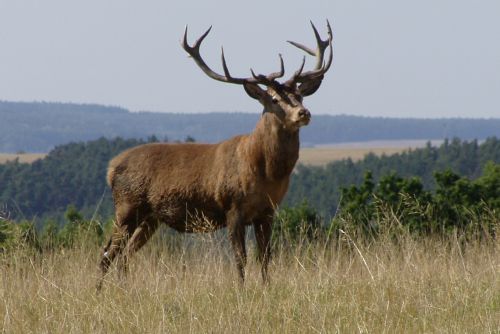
1 221 499 334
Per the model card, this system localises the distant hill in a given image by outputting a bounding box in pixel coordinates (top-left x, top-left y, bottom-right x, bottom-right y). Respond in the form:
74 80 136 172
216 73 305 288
2 100 500 153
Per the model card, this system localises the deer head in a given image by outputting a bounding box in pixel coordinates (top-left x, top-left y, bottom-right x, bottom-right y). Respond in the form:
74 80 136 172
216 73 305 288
182 21 333 131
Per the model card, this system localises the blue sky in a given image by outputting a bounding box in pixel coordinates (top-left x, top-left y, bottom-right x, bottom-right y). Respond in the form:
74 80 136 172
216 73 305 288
0 0 498 118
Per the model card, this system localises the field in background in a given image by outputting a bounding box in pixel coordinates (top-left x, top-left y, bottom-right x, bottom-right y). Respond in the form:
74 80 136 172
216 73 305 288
0 153 46 164
0 140 441 166
299 146 406 165
298 140 442 166
1 232 498 333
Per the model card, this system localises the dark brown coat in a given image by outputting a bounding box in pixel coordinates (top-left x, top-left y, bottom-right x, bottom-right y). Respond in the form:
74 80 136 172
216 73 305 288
106 112 298 233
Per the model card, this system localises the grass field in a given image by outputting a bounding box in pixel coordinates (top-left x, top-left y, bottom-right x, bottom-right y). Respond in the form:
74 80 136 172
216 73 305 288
297 140 441 166
298 146 407 166
0 148 400 166
0 153 46 164
1 230 498 333
0 140 437 166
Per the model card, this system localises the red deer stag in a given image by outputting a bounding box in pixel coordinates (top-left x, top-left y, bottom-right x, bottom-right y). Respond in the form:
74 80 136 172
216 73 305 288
97 21 333 289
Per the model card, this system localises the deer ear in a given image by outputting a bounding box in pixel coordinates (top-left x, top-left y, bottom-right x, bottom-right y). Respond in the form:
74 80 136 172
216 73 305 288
298 77 323 96
243 83 266 100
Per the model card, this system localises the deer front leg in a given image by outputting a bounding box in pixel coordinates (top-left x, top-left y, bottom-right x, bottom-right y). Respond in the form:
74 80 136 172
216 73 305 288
227 208 247 283
254 212 273 284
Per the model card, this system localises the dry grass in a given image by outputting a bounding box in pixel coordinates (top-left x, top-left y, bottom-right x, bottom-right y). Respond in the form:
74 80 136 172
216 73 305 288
298 140 443 166
1 149 382 167
298 147 407 166
0 153 46 164
0 140 436 166
1 230 499 333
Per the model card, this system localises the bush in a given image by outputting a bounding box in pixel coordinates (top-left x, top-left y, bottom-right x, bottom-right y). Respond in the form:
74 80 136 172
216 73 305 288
337 164 500 238
0 219 40 252
273 201 322 245
0 205 106 253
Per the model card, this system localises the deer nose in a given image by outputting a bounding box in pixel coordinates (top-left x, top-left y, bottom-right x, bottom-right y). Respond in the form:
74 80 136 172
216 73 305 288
298 109 311 119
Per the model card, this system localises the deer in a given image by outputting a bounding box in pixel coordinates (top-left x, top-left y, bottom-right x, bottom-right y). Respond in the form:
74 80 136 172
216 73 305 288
97 21 333 290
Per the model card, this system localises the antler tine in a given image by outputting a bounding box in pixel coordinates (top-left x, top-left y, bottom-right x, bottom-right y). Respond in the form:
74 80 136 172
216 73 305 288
311 20 330 69
287 40 315 57
287 21 329 69
181 25 190 51
310 19 333 76
182 25 287 87
182 25 255 85
285 20 333 85
324 19 333 71
194 26 212 50
286 56 307 83
221 47 232 78
269 54 285 80
249 54 285 85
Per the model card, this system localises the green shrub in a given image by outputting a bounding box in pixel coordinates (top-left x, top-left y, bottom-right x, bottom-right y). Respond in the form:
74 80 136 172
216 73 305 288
273 201 322 245
337 164 500 238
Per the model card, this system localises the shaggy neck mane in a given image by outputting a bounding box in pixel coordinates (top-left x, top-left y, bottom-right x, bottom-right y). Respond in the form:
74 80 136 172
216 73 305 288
245 112 300 180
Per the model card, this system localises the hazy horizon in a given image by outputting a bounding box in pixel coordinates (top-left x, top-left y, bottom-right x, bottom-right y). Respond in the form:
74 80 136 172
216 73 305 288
3 99 500 121
1 1 499 118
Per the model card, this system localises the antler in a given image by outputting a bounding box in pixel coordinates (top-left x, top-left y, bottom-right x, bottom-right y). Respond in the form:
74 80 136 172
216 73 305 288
285 20 333 86
182 26 285 86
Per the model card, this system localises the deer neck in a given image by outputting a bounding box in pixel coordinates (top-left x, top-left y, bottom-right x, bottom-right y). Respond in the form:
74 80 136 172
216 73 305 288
246 112 300 180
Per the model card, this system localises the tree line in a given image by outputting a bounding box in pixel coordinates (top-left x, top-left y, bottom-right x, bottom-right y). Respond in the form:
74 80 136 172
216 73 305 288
0 137 150 221
3 101 500 152
286 137 500 216
1 136 499 238
2 163 499 253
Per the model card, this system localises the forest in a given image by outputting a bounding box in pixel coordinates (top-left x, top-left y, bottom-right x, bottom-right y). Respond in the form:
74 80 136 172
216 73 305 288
1 136 500 241
287 137 500 215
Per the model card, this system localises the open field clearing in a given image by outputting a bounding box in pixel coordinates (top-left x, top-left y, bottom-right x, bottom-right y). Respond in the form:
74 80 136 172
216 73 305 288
2 148 386 166
0 139 442 166
0 153 46 164
298 140 443 166
298 146 406 166
0 148 397 166
1 232 498 333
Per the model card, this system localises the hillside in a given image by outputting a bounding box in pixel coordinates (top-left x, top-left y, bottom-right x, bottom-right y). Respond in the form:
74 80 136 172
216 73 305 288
2 101 500 152
2 136 500 221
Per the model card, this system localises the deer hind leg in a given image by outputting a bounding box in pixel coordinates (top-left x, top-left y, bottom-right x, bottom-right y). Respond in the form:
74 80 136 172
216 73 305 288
227 209 247 283
120 219 159 275
97 203 140 290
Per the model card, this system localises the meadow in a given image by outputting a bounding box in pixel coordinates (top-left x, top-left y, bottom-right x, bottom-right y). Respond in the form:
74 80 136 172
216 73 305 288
298 146 406 166
0 139 424 166
0 153 46 164
1 139 499 333
1 224 498 333
0 147 390 167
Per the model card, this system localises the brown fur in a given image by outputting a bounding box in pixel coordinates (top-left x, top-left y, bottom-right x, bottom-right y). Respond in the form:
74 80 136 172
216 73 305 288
107 112 298 233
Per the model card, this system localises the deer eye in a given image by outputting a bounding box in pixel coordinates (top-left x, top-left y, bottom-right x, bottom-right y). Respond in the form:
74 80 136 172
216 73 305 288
271 97 279 104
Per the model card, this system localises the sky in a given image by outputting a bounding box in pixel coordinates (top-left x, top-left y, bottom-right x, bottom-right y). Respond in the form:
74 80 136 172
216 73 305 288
0 0 499 118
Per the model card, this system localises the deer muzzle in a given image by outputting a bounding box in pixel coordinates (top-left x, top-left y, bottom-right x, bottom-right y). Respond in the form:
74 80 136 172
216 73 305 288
297 108 311 125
